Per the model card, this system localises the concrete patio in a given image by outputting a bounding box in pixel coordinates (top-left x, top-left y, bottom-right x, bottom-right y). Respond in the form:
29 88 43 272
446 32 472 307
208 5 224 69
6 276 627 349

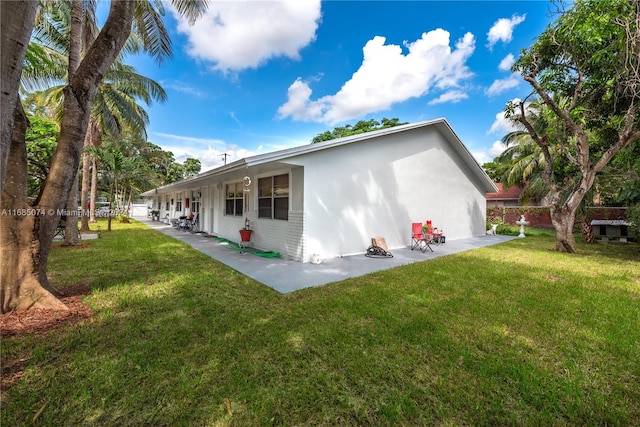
139 218 516 294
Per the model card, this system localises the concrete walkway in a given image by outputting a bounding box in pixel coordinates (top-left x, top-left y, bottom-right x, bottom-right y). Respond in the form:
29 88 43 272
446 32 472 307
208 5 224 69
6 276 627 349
139 218 516 294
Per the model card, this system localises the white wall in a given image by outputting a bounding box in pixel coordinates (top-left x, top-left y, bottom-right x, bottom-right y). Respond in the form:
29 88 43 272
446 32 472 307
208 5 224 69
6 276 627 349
149 124 489 263
289 127 487 261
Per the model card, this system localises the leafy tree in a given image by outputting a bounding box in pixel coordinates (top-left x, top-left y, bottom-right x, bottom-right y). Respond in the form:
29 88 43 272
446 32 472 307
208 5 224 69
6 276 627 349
596 139 640 206
167 157 202 183
507 0 640 253
25 113 59 199
1 0 208 313
311 117 407 143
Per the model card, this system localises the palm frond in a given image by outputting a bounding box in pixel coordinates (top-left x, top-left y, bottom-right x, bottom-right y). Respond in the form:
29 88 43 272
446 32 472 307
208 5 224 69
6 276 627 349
132 1 172 63
170 0 209 25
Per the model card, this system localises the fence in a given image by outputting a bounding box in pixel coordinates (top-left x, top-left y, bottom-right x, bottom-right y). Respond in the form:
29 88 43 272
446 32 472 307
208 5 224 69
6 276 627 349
487 207 628 229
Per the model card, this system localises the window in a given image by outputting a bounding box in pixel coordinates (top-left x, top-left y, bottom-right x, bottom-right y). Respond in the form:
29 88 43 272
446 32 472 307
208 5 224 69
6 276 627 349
258 174 289 220
225 182 243 216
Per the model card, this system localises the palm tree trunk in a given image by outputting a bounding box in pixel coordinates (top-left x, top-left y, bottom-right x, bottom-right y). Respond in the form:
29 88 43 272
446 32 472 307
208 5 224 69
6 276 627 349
0 1 38 195
63 171 80 245
1 1 136 313
581 219 596 243
80 130 91 231
1 102 67 312
90 156 97 222
80 121 99 230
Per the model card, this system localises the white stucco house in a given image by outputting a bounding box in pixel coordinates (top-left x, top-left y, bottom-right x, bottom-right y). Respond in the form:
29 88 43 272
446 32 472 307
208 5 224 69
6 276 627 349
141 118 497 263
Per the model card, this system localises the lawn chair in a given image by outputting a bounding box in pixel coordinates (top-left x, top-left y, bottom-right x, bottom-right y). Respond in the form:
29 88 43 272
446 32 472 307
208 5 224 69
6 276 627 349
425 220 445 245
187 212 199 233
54 215 82 240
411 222 434 252
54 216 66 238
178 215 189 231
365 236 393 258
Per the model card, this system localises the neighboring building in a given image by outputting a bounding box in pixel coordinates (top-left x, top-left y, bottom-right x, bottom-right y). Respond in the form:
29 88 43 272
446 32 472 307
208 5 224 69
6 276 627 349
141 118 497 263
486 183 547 208
590 219 636 242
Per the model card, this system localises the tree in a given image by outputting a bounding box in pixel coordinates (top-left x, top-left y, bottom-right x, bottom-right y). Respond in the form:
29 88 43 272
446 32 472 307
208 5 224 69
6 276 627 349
0 1 39 194
24 113 59 199
311 117 407 143
508 0 640 253
166 157 202 183
1 0 208 313
28 2 168 234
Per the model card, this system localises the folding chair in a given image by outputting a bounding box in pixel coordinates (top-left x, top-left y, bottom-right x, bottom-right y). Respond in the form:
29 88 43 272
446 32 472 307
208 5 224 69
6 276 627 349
54 216 66 238
178 216 189 231
425 220 445 245
188 212 199 233
411 222 434 252
54 215 82 240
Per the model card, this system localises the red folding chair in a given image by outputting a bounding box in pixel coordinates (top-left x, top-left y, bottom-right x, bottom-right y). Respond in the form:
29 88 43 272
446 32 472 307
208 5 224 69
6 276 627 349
411 222 434 252
426 220 444 244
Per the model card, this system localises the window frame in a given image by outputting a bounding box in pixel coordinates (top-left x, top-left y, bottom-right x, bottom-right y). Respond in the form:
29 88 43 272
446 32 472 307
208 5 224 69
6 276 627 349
257 173 289 220
225 182 244 217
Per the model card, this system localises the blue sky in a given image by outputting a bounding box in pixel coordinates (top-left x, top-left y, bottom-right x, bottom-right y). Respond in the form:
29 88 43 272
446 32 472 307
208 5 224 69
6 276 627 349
126 1 556 171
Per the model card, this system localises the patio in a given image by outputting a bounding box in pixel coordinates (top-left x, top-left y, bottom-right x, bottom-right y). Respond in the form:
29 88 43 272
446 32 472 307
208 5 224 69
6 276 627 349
140 218 516 293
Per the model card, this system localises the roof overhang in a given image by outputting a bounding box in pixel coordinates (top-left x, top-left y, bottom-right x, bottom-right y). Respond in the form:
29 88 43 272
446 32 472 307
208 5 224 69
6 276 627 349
142 118 498 196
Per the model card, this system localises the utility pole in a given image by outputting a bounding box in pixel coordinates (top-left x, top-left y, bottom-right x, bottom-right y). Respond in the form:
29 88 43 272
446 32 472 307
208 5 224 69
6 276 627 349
221 153 229 165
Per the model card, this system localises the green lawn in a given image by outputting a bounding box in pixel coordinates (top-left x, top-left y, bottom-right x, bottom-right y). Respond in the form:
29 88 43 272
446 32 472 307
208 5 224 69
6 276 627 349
2 220 639 426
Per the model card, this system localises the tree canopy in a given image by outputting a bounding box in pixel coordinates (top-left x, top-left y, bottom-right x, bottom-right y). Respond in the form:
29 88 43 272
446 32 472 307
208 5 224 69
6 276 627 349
311 118 407 143
505 0 640 252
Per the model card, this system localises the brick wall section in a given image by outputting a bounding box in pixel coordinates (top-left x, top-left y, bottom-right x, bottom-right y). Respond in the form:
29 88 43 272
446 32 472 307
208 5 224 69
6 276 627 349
249 211 305 262
488 207 628 229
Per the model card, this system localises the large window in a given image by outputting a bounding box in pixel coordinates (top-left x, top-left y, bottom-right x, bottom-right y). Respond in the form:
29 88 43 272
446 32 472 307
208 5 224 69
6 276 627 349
258 174 289 220
225 182 243 216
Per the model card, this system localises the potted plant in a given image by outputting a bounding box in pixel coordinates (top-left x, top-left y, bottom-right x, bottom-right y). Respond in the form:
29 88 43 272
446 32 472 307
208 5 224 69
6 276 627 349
150 210 160 221
239 218 252 243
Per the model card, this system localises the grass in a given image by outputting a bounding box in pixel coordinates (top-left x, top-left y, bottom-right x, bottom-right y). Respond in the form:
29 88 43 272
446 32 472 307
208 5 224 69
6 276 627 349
2 219 639 426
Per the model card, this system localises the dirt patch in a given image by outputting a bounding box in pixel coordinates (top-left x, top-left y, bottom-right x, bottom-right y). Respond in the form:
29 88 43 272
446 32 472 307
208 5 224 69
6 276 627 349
1 284 94 391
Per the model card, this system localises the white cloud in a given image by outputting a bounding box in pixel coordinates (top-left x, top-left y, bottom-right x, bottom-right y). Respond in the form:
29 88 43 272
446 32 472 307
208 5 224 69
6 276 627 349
498 53 515 71
487 14 526 49
486 74 521 96
151 132 259 171
488 139 507 157
428 90 468 105
472 140 509 165
487 103 520 135
173 0 322 72
278 29 476 124
161 81 208 98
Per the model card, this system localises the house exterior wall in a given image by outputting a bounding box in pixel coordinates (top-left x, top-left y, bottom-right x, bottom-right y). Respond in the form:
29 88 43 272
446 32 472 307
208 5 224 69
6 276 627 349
285 127 488 261
205 167 304 261
143 120 493 263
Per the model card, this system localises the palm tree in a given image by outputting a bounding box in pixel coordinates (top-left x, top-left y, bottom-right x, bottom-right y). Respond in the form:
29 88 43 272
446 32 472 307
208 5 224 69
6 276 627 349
26 2 168 235
1 0 208 313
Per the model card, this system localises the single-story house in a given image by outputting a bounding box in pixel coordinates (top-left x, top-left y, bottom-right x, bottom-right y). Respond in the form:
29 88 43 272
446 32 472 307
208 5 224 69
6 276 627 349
141 118 498 263
486 183 547 208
